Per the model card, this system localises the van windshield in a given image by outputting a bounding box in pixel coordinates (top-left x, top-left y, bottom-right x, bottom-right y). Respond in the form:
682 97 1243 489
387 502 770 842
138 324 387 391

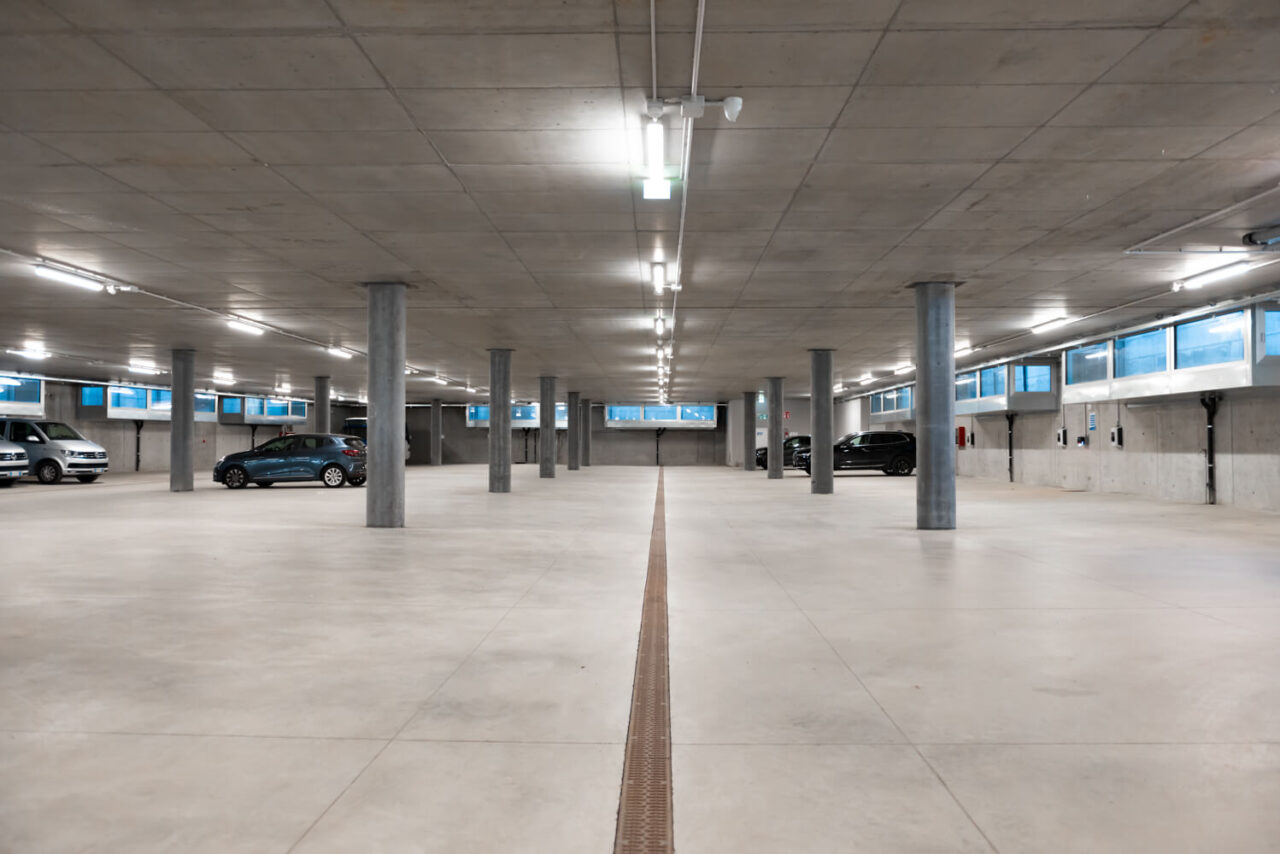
36 422 83 441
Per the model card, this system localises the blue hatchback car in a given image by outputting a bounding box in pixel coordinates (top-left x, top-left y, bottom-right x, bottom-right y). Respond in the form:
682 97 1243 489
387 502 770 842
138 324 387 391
214 433 367 489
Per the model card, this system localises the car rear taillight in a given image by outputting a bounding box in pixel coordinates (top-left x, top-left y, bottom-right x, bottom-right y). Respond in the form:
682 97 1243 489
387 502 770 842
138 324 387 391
342 449 363 457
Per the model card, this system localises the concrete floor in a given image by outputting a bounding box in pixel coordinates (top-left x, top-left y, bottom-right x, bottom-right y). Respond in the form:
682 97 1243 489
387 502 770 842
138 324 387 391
2 466 1278 853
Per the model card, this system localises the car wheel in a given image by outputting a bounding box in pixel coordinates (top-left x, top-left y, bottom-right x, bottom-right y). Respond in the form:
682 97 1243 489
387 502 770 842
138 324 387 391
891 456 913 476
348 475 366 487
256 481 274 487
321 464 346 488
223 465 248 489
802 465 811 476
36 460 62 484
76 475 99 483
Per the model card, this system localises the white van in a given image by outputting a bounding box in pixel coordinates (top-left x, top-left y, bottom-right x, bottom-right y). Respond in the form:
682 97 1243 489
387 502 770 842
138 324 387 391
0 419 109 484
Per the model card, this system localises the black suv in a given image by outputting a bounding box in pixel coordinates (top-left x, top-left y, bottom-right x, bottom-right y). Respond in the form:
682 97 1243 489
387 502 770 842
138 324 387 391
794 431 916 476
755 434 810 470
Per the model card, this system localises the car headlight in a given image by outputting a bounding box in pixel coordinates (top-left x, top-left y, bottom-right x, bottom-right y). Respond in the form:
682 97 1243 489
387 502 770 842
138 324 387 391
60 449 74 457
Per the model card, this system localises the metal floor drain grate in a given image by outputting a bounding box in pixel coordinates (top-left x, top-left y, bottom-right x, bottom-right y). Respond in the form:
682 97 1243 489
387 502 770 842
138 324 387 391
613 468 673 854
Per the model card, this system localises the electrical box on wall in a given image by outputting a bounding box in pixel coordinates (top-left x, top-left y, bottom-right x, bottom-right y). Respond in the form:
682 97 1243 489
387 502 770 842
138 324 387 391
956 425 966 448
967 430 976 447
1076 435 1089 448
1110 426 1124 448
1056 427 1068 447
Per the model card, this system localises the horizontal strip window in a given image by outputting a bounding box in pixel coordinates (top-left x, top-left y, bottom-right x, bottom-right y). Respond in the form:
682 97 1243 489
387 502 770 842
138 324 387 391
1175 311 1245 370
1066 343 1109 385
1013 365 1051 393
1115 328 1167 378
980 366 1005 397
955 372 977 401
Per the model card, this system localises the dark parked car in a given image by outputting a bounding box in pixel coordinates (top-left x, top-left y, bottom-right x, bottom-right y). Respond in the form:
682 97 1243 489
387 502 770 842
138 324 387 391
795 431 916 476
755 434 810 470
214 434 367 489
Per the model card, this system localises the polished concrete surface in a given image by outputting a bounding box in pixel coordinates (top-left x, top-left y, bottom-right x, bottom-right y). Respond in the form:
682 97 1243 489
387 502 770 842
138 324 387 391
3 466 1279 852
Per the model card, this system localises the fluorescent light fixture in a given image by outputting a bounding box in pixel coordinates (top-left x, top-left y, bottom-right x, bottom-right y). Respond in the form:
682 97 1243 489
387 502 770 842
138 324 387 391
642 179 671 200
0 377 22 386
1172 260 1259 292
404 368 419 375
212 373 235 385
954 345 975 358
7 347 48 360
894 363 914 375
651 262 666 295
832 383 844 394
227 318 264 336
665 344 673 358
34 264 105 292
1031 316 1075 335
430 376 448 385
128 359 160 375
857 374 874 386
275 383 291 394
465 385 477 394
327 347 353 359
645 120 664 180
655 316 665 336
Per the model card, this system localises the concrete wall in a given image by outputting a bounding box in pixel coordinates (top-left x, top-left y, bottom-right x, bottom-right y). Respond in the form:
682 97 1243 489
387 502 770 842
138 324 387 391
868 387 1280 513
40 381 259 475
725 396 814 466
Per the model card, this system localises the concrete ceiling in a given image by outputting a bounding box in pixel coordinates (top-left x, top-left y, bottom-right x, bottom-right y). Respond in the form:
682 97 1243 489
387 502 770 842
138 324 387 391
2 0 1280 404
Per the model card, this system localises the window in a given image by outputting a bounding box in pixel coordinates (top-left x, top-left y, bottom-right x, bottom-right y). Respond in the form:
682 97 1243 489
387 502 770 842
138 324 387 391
512 405 538 422
870 394 882 414
980 366 1006 397
1115 328 1167 377
645 405 679 420
110 386 148 408
554 403 568 421
0 377 40 404
80 386 104 406
467 405 490 421
194 394 216 414
1265 310 1280 357
680 405 715 421
150 389 172 410
36 422 82 441
223 397 242 414
9 421 42 442
1013 365 1051 393
1175 311 1246 369
955 372 977 401
607 405 643 421
265 399 289 417
898 386 912 410
1066 343 1109 384
290 400 306 418
257 437 291 452
246 397 263 416
297 436 321 450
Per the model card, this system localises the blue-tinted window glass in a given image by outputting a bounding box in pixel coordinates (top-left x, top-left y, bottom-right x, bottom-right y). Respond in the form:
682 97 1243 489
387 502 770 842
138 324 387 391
882 389 896 410
645 405 679 420
511 405 538 422
110 386 148 408
0 377 39 403
194 394 216 414
900 386 912 410
246 397 264 415
955 372 977 401
1066 343 1109 384
265 399 289 416
467 405 490 422
150 389 171 409
1115 328 1167 377
80 386 105 406
870 393 882 414
1265 311 1280 356
554 403 568 421
1013 365 1051 393
223 397 242 414
980 366 1006 397
1175 311 1246 369
290 400 306 418
680 405 714 421
608 405 643 421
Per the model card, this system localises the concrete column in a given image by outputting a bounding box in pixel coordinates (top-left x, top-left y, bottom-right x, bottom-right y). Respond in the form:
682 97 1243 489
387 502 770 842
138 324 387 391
314 376 331 434
169 348 194 493
810 350 834 495
766 377 784 480
366 282 406 528
742 391 757 471
580 398 592 466
488 349 512 493
430 398 443 466
539 375 556 478
567 390 581 471
913 281 957 530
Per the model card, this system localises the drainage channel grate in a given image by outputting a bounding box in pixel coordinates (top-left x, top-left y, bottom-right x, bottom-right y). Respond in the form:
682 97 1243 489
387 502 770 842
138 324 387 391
613 468 673 854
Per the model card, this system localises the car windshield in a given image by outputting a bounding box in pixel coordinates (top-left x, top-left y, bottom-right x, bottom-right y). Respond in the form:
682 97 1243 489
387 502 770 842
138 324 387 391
36 422 83 441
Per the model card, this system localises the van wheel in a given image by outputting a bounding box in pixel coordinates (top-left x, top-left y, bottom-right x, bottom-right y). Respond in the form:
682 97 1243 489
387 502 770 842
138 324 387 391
76 475 99 483
223 466 248 489
321 464 346 488
36 461 62 484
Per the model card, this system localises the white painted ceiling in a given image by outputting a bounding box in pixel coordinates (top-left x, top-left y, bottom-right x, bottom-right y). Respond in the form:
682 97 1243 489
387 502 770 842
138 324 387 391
2 0 1279 403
